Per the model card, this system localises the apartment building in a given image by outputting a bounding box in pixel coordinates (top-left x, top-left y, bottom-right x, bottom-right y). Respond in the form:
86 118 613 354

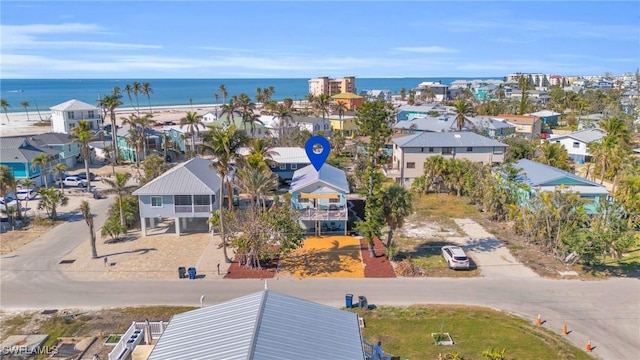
308 75 356 96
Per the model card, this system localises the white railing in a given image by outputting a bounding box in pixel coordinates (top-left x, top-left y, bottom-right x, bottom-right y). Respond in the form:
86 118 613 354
296 207 348 221
362 340 393 360
108 321 168 360
193 205 210 212
174 205 192 213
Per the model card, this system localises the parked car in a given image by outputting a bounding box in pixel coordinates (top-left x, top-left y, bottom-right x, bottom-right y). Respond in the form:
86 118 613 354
56 176 88 188
76 172 97 181
0 197 20 209
15 187 37 200
441 245 470 270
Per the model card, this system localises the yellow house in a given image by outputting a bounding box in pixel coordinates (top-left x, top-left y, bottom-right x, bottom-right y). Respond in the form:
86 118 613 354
331 92 364 111
329 115 358 138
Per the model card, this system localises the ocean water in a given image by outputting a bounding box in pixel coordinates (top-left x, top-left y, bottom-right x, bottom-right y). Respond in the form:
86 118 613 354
0 77 495 113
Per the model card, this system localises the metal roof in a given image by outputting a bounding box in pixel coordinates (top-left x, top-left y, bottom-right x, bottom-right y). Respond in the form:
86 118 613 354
0 137 61 163
393 131 507 148
148 290 364 360
28 132 73 145
237 147 311 164
289 164 350 193
526 110 561 117
514 159 606 190
549 128 605 144
50 99 98 111
132 157 221 196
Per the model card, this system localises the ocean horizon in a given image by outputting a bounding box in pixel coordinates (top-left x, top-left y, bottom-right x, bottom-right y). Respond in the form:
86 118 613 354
0 77 500 113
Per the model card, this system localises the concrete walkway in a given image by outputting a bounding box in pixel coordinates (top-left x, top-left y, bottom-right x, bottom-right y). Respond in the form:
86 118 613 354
453 219 539 278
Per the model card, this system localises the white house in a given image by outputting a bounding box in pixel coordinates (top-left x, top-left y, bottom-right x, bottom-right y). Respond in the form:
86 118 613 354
50 99 101 134
201 111 217 123
548 128 606 164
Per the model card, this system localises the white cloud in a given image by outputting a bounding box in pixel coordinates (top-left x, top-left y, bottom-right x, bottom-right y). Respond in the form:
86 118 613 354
394 46 458 54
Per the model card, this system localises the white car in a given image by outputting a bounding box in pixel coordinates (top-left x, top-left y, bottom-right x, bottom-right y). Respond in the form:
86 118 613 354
0 197 20 210
15 187 38 200
56 176 88 188
441 245 470 270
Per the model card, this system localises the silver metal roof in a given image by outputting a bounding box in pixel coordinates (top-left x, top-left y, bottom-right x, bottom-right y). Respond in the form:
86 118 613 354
393 131 508 148
549 128 605 144
237 147 310 165
514 159 606 191
0 137 61 163
289 164 350 193
148 290 364 360
50 99 98 111
132 157 221 196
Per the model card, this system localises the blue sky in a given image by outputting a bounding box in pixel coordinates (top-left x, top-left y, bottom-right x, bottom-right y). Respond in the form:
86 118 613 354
1 1 638 78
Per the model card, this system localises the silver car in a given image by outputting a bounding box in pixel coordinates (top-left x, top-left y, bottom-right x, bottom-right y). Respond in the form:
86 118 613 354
441 245 470 270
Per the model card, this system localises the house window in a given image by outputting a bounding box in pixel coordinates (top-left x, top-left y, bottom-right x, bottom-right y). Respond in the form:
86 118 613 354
194 195 211 205
151 196 163 208
88 110 95 118
329 197 340 203
428 147 434 152
270 163 276 168
493 147 504 154
279 164 286 170
174 195 192 205
442 147 453 154
573 142 580 148
297 194 309 203
291 164 297 170
406 162 416 169
67 111 75 119
467 147 473 152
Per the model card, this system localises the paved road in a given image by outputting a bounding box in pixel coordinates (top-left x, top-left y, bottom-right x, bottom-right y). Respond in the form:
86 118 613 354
1 196 639 360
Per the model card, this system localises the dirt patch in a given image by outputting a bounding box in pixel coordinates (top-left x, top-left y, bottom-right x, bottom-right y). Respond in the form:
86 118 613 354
0 222 59 255
279 236 364 278
360 237 396 278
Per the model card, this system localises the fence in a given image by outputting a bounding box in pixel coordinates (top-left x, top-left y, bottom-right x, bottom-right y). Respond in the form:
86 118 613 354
108 321 168 360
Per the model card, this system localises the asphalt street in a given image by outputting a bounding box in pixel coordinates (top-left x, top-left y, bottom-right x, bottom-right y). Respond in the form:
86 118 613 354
1 194 638 360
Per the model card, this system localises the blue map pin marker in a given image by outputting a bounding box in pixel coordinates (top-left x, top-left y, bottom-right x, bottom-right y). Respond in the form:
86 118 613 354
305 135 331 171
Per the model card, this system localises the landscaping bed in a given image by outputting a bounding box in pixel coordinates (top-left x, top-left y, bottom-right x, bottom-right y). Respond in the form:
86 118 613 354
359 237 396 278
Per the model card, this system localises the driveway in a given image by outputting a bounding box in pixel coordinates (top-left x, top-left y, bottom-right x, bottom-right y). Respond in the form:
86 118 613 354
453 218 539 278
1 209 639 360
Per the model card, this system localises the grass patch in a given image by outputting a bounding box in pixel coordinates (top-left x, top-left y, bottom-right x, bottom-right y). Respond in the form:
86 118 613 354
0 312 35 339
399 241 480 278
591 234 640 276
413 193 479 221
358 305 591 360
105 334 121 343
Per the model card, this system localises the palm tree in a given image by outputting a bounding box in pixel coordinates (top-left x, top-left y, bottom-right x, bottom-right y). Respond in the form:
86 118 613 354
313 94 331 122
234 164 279 212
234 93 256 134
31 153 53 187
136 113 154 160
0 165 17 221
132 81 142 115
219 84 228 105
273 104 293 139
599 117 631 144
213 93 219 117
380 184 413 255
100 92 123 168
1 99 10 122
245 138 278 169
102 172 134 227
19 178 35 215
80 200 98 258
200 125 249 263
535 141 572 172
180 111 204 155
123 84 135 110
70 120 94 191
452 99 472 131
20 101 30 121
53 163 67 190
334 101 347 120
142 82 153 114
161 133 173 161
37 187 68 220
219 101 240 127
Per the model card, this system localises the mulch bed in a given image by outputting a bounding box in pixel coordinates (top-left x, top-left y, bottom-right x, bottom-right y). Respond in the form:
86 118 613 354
224 237 397 279
359 237 397 278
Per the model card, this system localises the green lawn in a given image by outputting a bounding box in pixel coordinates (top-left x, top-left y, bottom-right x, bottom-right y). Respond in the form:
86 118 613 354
358 306 592 360
413 193 479 224
593 234 640 276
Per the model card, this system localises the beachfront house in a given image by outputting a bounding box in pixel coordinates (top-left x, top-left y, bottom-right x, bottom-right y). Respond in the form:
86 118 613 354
116 125 163 162
0 136 61 187
237 146 310 183
294 116 333 136
289 164 350 235
145 290 367 360
331 92 364 111
132 158 221 236
50 99 101 134
360 89 392 102
549 128 606 164
28 132 81 168
387 132 507 187
513 159 610 214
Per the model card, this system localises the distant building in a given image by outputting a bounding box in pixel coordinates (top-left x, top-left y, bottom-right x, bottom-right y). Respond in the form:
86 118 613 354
237 146 310 183
548 128 606 164
0 136 61 187
308 75 356 96
331 92 364 111
50 99 101 134
549 75 567 87
496 114 542 138
415 81 449 102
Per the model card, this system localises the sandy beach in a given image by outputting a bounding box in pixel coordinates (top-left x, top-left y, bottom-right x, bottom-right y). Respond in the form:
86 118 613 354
0 103 222 137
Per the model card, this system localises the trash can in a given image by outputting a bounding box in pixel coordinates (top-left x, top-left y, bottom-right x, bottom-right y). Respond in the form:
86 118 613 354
345 294 353 309
178 267 186 279
358 296 368 310
188 267 196 279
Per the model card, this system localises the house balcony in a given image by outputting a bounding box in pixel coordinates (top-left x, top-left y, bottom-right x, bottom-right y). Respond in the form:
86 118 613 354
382 165 401 178
175 205 211 213
296 205 348 221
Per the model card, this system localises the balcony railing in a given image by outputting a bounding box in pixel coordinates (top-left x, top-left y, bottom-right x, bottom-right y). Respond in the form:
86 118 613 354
382 165 400 177
296 206 348 220
175 205 211 213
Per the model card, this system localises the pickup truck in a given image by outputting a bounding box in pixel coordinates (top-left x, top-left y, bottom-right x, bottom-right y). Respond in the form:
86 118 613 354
56 176 88 188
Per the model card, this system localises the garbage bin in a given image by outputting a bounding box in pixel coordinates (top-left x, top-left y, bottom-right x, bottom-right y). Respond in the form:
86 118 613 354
358 296 368 310
345 294 353 309
178 267 186 279
188 267 196 279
